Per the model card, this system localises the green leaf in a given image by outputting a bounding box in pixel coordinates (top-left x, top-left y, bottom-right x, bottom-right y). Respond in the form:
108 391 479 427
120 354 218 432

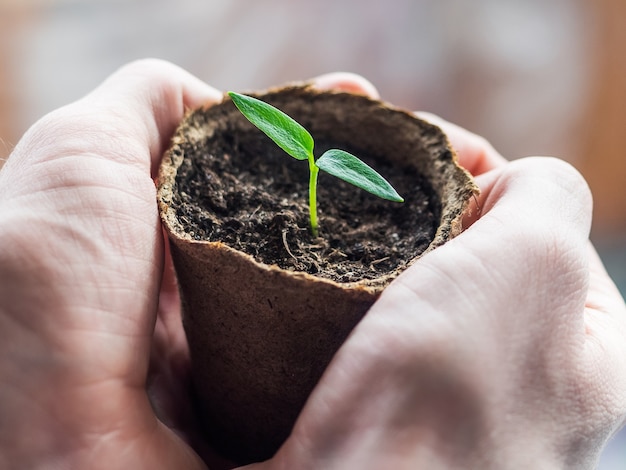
316 149 404 202
228 92 313 161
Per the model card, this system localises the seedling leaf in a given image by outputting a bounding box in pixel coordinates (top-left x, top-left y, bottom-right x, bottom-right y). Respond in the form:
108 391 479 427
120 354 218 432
228 90 404 236
316 149 404 202
228 92 313 161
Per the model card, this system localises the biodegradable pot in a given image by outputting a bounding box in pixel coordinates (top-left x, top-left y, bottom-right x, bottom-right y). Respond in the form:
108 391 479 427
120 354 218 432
157 84 478 465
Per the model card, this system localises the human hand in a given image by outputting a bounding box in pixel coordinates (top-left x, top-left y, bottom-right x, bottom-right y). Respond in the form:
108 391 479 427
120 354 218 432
0 59 224 469
0 60 381 469
248 116 626 469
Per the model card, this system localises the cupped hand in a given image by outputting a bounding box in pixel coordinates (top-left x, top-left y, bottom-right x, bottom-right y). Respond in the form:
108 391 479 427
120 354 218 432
0 61 381 469
0 59 224 469
253 115 626 469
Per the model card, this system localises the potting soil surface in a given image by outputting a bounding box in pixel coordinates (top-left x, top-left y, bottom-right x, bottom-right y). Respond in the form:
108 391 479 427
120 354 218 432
172 132 440 283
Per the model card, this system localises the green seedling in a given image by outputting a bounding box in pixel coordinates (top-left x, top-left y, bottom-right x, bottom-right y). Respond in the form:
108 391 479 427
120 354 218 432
228 91 404 238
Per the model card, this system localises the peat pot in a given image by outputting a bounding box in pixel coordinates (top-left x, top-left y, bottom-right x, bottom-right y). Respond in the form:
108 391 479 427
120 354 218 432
157 84 478 465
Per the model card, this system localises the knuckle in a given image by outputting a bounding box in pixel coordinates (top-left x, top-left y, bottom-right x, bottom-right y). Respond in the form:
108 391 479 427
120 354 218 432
517 156 592 217
110 59 185 108
504 156 593 243
544 157 590 200
116 58 180 81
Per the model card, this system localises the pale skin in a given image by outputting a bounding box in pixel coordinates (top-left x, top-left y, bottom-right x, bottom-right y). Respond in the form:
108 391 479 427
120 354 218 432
0 59 624 469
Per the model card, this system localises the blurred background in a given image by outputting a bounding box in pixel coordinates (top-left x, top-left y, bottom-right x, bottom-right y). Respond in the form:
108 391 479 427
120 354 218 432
1 0 625 467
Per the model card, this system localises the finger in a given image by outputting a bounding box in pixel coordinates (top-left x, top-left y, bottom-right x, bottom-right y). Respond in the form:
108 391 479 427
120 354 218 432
159 229 182 323
460 168 501 228
413 112 508 228
155 229 187 369
310 72 380 99
416 111 507 176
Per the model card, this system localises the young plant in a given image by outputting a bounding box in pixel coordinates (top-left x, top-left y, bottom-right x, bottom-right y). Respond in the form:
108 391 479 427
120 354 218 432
228 91 404 238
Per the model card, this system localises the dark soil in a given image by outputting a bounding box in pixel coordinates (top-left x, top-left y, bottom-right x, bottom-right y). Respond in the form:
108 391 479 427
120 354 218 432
171 127 441 284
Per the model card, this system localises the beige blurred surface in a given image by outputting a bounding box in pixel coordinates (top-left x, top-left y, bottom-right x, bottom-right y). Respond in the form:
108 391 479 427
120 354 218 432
1 1 593 162
578 0 626 239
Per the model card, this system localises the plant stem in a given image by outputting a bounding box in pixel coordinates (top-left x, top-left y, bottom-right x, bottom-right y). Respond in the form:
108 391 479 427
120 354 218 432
308 156 320 238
